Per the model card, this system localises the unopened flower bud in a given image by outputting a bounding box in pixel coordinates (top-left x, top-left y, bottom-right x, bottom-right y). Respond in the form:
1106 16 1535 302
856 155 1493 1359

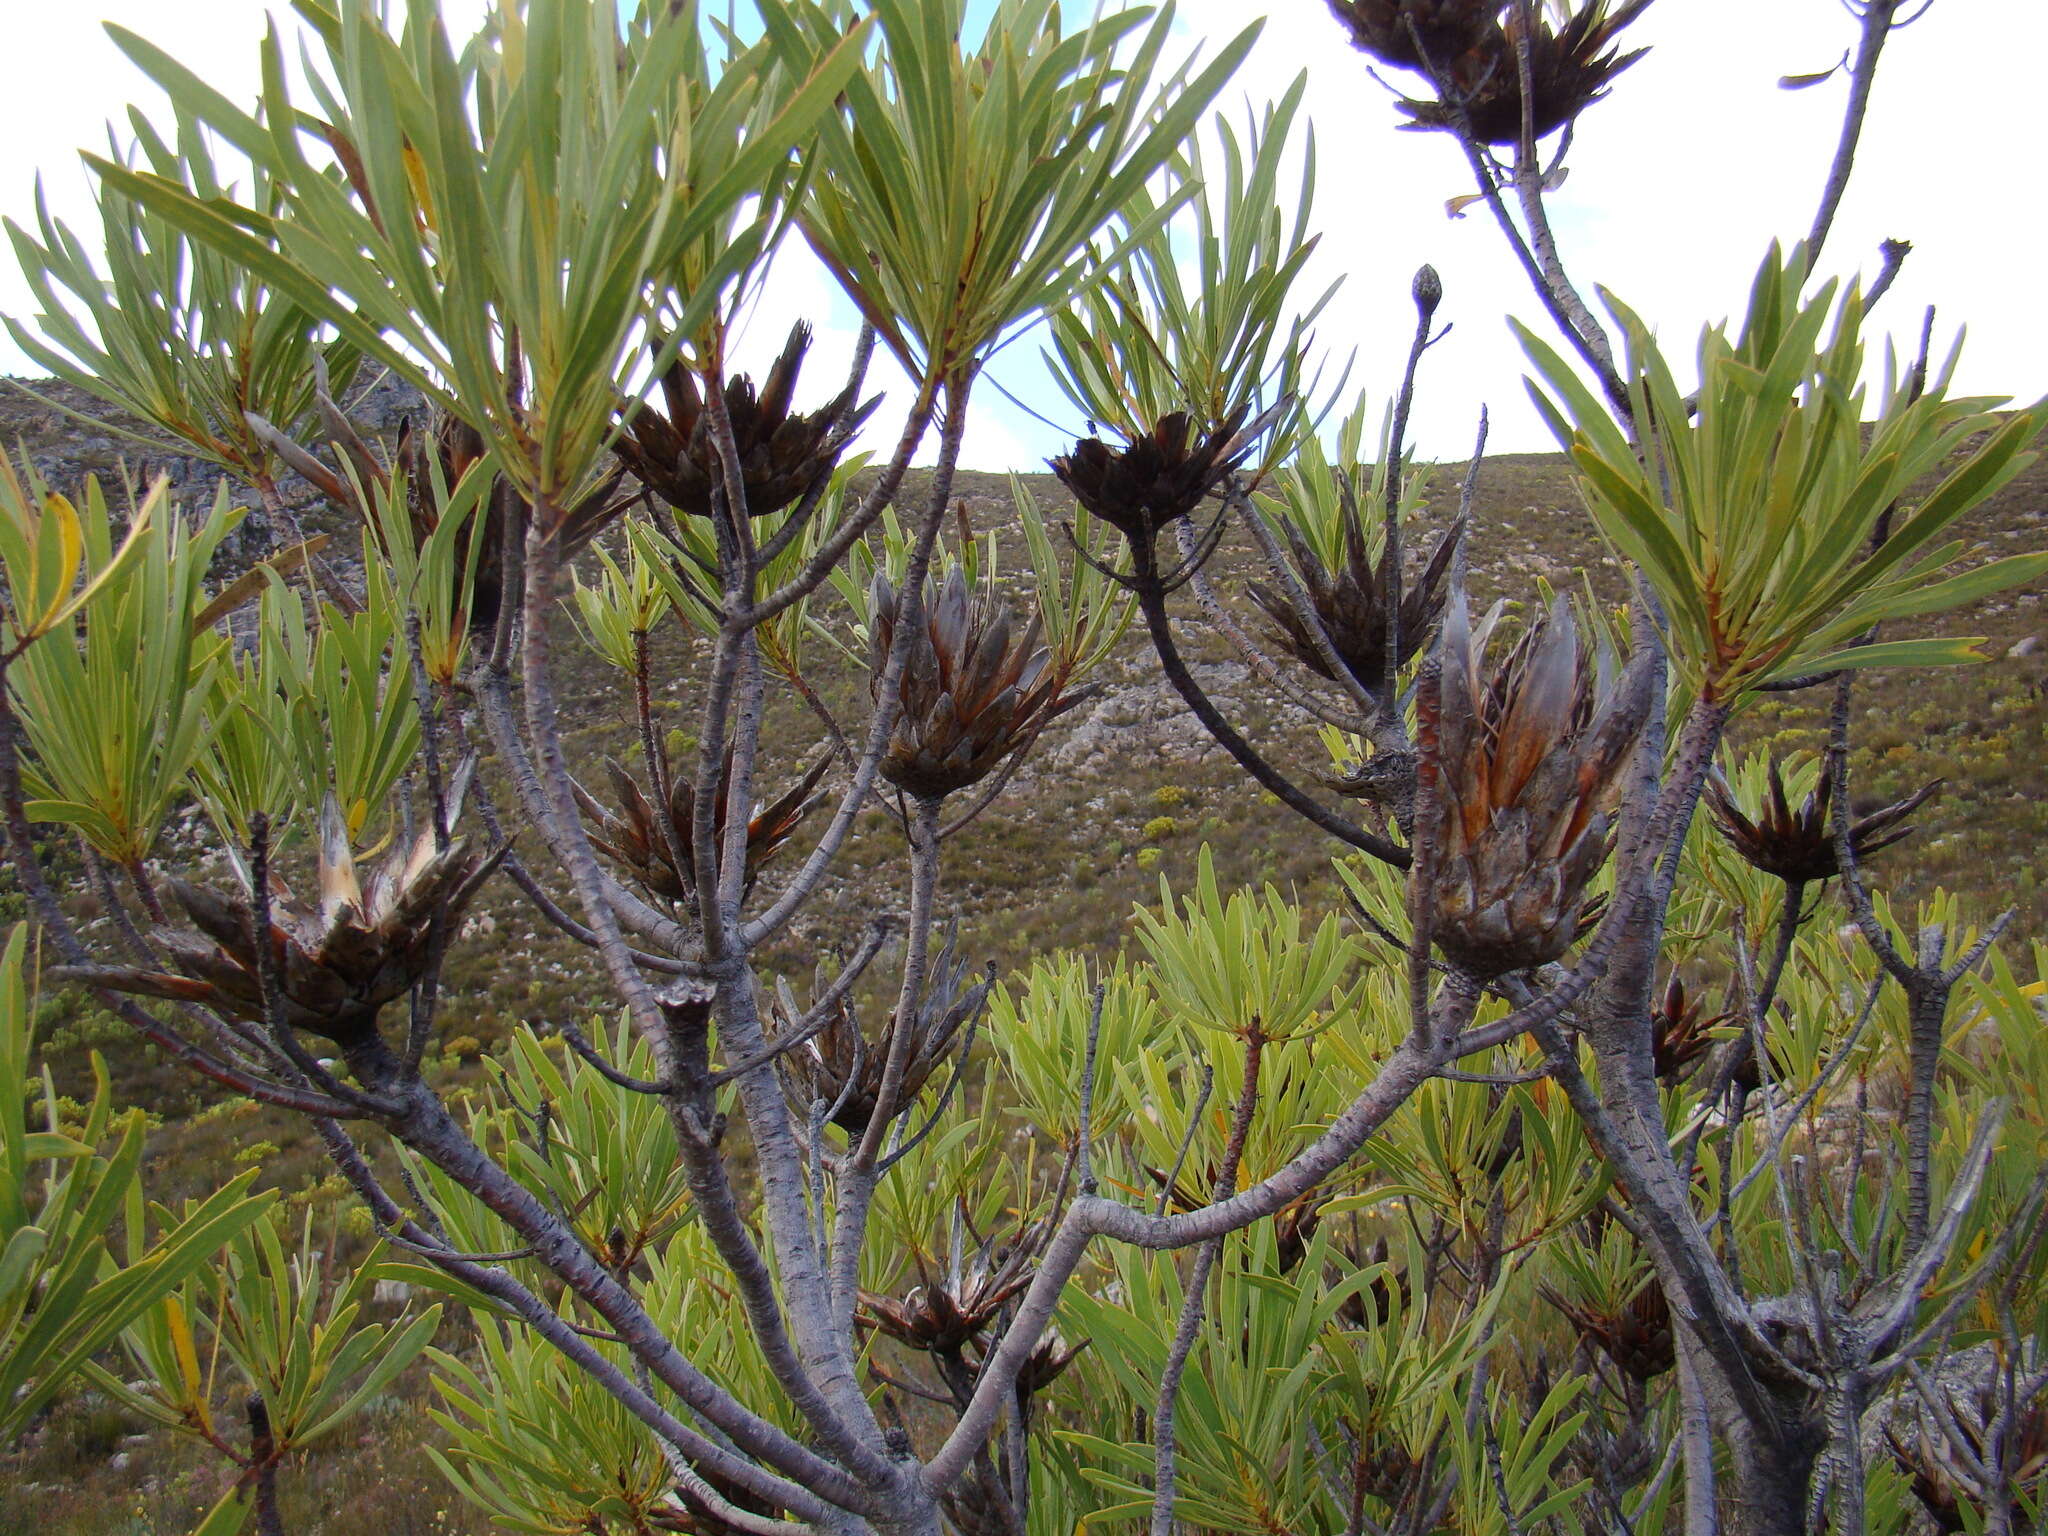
1412 264 1443 321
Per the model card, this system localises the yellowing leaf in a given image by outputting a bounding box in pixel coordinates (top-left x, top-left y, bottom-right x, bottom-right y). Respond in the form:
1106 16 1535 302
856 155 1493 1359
44 493 83 617
400 144 437 236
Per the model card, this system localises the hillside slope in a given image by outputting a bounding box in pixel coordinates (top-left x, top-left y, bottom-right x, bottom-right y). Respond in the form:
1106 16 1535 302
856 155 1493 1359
3 374 2044 1534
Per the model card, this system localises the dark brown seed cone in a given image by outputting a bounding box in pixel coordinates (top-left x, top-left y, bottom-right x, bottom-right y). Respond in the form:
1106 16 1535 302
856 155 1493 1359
1353 1440 1430 1507
574 744 831 910
867 564 1095 801
1704 761 1941 887
1013 1332 1089 1399
784 932 987 1136
56 800 499 1047
856 1230 1037 1356
1540 1280 1675 1383
613 322 873 520
1246 511 1464 702
1047 407 1257 547
379 409 505 634
1324 0 1502 74
1650 973 1730 1085
1417 594 1653 976
1328 1 1655 144
1396 2 1653 143
392 407 627 570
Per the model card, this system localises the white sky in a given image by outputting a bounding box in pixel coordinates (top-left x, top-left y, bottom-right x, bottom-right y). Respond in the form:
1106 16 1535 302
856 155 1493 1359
1 1 2042 470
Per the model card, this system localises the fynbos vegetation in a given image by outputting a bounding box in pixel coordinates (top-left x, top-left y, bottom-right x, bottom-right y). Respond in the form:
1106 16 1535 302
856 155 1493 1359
3 3 2046 1534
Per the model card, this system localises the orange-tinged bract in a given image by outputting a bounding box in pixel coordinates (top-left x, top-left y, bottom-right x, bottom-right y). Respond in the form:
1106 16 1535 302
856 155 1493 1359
868 564 1094 802
1418 594 1652 975
613 323 873 521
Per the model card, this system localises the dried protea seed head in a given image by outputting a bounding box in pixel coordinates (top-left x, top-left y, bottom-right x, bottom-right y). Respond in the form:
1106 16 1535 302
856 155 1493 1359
1324 0 1500 73
1048 407 1257 548
782 930 990 1136
575 744 830 911
389 408 509 633
1418 594 1652 976
59 782 499 1059
867 563 1094 801
266 382 623 633
1885 1382 2048 1531
858 1209 1051 1396
1247 509 1464 706
1704 761 1941 887
1330 1 1654 144
1541 1280 1675 1384
857 1230 1037 1356
613 322 873 520
1650 973 1729 1084
1014 1332 1089 1399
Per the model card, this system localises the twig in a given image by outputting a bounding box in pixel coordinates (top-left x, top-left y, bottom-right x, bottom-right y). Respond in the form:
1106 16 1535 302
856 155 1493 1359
1151 1027 1265 1535
1158 1064 1217 1218
1077 982 1107 1197
553 1018 672 1095
1129 531 1410 867
1805 0 1905 261
1450 408 1489 596
1382 266 1443 710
